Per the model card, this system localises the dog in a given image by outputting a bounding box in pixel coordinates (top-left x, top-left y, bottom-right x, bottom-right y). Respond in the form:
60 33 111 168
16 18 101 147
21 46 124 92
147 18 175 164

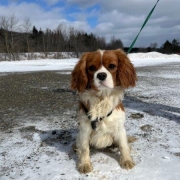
71 49 137 173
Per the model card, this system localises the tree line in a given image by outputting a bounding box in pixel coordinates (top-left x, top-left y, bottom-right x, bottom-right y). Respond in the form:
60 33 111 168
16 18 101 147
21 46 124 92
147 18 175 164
126 39 180 54
0 15 179 61
0 15 123 60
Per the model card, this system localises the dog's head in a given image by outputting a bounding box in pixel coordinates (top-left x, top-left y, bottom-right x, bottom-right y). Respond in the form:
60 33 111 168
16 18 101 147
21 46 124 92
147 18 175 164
71 49 137 92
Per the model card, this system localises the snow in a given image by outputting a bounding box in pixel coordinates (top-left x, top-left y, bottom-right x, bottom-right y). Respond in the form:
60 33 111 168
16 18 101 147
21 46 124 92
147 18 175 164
0 52 179 73
0 52 180 180
129 52 180 67
0 58 78 73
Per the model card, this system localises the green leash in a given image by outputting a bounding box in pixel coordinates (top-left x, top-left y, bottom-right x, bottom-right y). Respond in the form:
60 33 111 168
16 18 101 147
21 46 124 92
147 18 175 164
127 0 160 54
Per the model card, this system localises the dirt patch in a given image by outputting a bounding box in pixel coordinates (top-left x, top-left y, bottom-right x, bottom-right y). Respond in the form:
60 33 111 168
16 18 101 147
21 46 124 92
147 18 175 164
129 113 144 119
0 71 78 131
19 126 42 133
140 124 154 132
174 152 180 157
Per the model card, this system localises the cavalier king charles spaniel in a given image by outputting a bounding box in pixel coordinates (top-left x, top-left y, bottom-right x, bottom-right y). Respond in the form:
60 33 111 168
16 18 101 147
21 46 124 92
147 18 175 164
71 49 137 173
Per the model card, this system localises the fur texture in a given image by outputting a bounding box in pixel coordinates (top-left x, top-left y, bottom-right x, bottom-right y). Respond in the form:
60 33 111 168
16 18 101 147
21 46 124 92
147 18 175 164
71 49 137 173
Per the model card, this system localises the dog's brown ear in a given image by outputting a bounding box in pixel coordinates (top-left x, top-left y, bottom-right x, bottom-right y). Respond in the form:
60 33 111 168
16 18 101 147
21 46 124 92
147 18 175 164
71 53 89 92
115 49 137 88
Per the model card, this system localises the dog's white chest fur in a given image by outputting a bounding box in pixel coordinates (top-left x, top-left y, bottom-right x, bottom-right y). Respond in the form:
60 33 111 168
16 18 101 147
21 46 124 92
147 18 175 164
78 88 125 149
89 109 125 149
80 88 124 118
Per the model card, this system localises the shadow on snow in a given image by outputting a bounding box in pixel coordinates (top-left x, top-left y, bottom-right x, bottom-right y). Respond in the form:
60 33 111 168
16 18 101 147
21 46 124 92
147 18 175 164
124 95 180 123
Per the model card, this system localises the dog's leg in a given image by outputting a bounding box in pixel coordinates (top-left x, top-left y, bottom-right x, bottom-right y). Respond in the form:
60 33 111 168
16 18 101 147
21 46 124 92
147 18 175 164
117 125 135 169
76 119 93 174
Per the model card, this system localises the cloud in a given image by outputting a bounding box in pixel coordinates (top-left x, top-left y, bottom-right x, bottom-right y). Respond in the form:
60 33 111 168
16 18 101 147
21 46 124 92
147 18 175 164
66 0 98 8
0 1 92 34
0 0 179 47
57 19 91 32
0 2 64 30
64 0 180 46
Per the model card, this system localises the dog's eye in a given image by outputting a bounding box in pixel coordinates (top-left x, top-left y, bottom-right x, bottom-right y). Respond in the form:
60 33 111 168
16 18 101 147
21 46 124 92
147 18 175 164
88 65 96 72
108 64 116 69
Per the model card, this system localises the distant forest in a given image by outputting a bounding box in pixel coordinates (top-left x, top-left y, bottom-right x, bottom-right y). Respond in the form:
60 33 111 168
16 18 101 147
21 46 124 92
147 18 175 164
0 15 180 61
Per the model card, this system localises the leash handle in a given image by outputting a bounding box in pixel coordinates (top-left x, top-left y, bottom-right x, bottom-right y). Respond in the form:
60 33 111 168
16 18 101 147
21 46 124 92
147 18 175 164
127 0 160 54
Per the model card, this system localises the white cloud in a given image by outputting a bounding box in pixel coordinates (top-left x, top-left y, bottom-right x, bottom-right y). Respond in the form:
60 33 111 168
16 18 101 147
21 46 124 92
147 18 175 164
0 0 179 47
0 2 64 30
57 19 91 32
0 2 91 33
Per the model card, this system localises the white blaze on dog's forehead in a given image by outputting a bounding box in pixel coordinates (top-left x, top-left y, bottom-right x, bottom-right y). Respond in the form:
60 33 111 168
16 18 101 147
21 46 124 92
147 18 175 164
97 49 104 63
97 49 104 56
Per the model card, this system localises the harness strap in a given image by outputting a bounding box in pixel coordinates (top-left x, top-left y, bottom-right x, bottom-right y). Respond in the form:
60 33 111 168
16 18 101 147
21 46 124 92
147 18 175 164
91 110 112 130
81 102 113 130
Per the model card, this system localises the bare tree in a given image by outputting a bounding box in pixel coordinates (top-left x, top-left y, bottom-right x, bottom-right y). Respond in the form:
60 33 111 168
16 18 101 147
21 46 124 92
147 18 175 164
108 35 124 50
55 24 66 57
69 27 86 57
8 14 21 60
0 14 21 60
69 27 79 57
22 17 32 59
0 16 11 60
150 42 158 51
96 36 106 50
42 28 51 57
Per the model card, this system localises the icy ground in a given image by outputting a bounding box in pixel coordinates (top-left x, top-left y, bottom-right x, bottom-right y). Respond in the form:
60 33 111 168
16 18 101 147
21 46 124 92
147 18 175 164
0 52 180 180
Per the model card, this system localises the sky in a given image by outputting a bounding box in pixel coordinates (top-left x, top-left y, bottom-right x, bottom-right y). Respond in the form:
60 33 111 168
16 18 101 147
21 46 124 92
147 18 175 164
0 0 180 47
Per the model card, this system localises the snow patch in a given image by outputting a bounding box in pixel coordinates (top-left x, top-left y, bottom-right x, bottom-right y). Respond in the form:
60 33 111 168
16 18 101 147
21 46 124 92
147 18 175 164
0 52 179 73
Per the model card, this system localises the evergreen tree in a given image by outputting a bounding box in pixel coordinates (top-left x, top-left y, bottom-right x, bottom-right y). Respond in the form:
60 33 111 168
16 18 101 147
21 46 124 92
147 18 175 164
162 40 172 54
172 39 179 53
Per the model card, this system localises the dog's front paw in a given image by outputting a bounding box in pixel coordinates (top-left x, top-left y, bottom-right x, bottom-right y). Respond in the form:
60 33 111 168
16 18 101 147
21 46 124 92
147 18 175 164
120 158 135 169
78 163 93 174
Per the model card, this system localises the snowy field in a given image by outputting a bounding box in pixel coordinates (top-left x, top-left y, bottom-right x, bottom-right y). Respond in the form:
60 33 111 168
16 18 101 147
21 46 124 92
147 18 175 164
0 52 180 73
0 52 180 180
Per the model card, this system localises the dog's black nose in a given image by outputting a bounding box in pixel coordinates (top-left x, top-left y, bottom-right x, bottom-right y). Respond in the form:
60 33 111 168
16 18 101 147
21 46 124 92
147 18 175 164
97 72 107 81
